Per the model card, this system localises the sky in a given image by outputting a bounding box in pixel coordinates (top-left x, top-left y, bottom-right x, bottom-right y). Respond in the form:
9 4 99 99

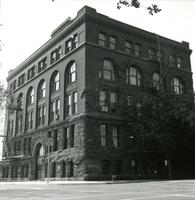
0 0 195 159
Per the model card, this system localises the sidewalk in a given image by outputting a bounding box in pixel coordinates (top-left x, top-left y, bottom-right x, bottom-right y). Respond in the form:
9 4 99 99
0 179 160 185
0 180 128 185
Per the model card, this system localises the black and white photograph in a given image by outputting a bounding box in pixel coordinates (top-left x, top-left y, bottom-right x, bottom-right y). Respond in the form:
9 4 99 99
0 0 195 199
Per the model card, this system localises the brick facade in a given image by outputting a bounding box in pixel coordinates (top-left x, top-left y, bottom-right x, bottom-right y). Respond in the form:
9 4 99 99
0 6 193 181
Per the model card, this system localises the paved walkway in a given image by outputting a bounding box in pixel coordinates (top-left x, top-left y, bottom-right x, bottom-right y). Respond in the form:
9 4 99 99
0 179 195 200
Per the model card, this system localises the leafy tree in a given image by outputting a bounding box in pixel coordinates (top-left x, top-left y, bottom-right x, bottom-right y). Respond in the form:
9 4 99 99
117 0 162 15
127 89 194 179
45 148 84 167
0 81 8 113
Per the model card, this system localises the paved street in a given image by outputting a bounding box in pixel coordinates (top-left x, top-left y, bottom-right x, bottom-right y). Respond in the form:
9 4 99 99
0 180 195 200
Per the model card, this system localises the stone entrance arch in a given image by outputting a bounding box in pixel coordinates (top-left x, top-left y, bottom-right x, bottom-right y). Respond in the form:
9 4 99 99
33 142 45 180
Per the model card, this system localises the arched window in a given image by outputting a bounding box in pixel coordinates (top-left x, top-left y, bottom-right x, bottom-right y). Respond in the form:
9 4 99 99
126 67 141 86
66 62 77 84
152 72 160 89
171 77 184 94
38 80 46 100
51 71 60 92
27 87 34 105
101 59 115 80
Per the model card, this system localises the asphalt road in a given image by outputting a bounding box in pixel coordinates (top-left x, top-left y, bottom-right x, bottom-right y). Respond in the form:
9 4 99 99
0 180 195 200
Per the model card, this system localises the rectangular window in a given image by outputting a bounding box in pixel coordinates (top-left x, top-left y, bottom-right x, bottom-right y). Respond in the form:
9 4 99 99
177 57 183 68
65 35 78 54
38 57 47 73
37 107 41 127
72 92 77 114
98 33 107 46
27 66 35 80
110 92 117 112
73 34 78 48
50 46 61 64
67 94 72 116
65 40 72 53
37 105 46 126
100 125 106 147
125 41 132 54
56 99 60 120
18 73 25 87
50 101 55 122
50 99 60 123
129 70 136 85
68 125 75 148
42 105 46 124
42 82 46 98
169 54 175 66
16 115 22 134
134 44 141 57
26 111 33 130
54 73 60 91
19 116 22 133
109 36 117 49
148 48 155 60
99 90 107 107
30 111 33 129
112 126 118 147
70 63 76 83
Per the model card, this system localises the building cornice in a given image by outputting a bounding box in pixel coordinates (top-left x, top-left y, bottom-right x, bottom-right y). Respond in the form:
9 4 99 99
85 14 191 55
7 15 85 82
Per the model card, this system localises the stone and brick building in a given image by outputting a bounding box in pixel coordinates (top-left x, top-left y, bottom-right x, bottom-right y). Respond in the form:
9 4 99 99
0 6 193 181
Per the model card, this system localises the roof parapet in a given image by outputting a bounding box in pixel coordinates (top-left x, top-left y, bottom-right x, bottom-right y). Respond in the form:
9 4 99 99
51 17 72 37
182 41 189 48
77 5 96 17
